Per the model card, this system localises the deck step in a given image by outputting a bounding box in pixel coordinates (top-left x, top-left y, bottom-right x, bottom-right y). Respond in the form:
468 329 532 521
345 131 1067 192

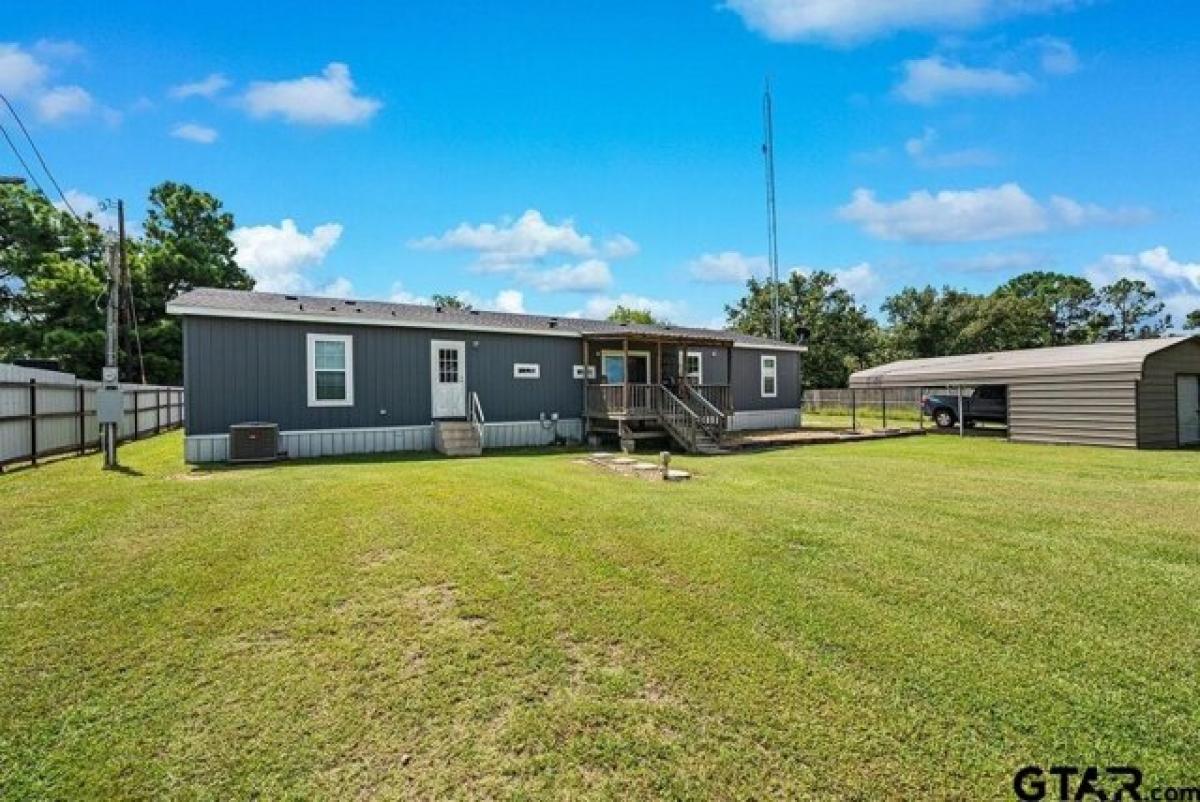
434 420 482 457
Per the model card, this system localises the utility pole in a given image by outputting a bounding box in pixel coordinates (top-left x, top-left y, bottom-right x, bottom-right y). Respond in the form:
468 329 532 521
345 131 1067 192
762 79 781 341
100 235 121 469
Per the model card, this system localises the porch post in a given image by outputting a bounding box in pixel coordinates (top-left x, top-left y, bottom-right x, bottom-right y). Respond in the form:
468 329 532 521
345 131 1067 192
582 338 590 431
655 340 662 385
622 337 629 413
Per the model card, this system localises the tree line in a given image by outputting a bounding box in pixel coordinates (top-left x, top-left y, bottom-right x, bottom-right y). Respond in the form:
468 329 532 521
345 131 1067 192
725 270 1195 389
1 182 252 385
3 180 1196 390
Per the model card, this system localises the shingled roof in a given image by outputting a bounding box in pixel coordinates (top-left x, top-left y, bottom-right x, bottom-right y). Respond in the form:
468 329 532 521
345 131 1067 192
167 288 807 351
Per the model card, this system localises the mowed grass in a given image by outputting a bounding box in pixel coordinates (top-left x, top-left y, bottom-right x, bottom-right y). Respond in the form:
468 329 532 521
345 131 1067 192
1 434 1198 800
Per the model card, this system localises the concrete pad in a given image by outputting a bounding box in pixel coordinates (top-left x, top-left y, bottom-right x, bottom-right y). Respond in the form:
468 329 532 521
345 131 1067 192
664 469 691 481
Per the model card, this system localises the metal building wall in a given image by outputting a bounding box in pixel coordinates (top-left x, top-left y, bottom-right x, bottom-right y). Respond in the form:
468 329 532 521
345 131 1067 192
730 348 801 412
183 316 585 435
1007 374 1140 448
1137 339 1200 448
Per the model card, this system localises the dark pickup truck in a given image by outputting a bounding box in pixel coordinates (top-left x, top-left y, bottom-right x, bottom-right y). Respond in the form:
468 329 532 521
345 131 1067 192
922 385 1007 428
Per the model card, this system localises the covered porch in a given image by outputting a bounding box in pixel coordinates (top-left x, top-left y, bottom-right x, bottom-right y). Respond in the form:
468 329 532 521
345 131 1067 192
581 331 733 454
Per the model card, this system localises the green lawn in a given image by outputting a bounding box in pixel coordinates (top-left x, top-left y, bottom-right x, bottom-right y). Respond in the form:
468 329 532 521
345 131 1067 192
2 433 1198 800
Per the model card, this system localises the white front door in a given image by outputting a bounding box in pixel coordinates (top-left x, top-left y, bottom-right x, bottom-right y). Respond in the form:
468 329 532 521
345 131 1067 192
431 340 466 418
1178 374 1200 446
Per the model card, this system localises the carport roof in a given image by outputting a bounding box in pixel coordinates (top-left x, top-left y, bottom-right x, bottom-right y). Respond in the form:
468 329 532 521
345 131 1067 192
849 336 1199 388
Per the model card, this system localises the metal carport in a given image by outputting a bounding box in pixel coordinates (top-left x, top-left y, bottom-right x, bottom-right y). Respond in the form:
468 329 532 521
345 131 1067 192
849 336 1200 449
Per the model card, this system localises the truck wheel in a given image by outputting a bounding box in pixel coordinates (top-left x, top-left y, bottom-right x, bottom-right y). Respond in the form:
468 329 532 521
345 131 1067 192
933 408 956 428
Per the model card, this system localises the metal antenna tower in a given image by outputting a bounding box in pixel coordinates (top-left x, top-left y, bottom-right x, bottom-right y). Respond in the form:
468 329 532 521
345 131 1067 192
762 79 781 341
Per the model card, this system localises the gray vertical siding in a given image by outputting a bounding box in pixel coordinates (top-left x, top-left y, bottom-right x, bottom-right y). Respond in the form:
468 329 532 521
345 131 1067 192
183 316 584 435
1008 375 1140 448
731 349 801 412
1138 339 1200 449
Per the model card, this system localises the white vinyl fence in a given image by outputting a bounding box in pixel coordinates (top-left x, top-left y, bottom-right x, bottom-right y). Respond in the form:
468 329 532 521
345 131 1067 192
0 363 184 470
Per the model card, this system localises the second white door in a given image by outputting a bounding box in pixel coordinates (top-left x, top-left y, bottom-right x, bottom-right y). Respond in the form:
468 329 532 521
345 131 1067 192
431 340 466 418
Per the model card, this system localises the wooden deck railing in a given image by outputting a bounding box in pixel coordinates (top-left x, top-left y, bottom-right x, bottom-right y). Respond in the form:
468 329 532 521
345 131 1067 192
690 384 731 413
587 383 657 417
587 382 729 452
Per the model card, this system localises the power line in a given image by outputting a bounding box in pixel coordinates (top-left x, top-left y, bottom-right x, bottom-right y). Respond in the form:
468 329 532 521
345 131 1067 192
0 92 79 219
0 120 47 196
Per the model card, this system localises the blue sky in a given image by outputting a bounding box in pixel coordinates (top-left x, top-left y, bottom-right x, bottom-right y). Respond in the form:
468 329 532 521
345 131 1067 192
4 1 1199 327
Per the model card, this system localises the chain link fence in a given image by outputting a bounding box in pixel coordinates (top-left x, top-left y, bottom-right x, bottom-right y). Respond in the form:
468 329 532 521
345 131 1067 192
801 387 926 432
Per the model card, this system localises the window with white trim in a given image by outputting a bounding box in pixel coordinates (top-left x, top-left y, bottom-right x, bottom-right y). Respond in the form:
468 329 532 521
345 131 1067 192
513 363 541 379
684 351 703 384
760 354 777 398
307 333 354 407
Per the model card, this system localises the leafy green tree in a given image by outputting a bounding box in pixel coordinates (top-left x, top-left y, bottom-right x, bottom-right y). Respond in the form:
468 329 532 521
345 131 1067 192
130 182 253 383
1 181 251 384
607 305 662 325
431 294 471 311
0 184 108 377
726 272 879 388
880 286 968 359
1095 278 1169 340
997 271 1099 345
955 292 1051 354
1185 309 1200 330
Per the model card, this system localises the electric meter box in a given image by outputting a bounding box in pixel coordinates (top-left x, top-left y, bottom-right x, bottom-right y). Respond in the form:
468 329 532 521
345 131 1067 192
96 388 124 424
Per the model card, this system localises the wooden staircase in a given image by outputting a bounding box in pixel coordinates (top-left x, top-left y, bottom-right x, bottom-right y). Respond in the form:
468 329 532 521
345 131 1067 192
433 420 482 457
653 385 730 455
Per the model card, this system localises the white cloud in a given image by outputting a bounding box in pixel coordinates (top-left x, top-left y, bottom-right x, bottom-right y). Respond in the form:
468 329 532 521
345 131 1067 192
458 289 527 314
688 251 769 284
243 63 380 126
722 0 1080 45
833 262 882 299
895 55 1034 105
55 189 117 230
170 122 218 144
0 43 48 96
942 251 1046 272
35 84 93 122
387 282 431 306
1048 196 1150 228
602 234 640 259
168 73 230 100
520 259 613 292
581 293 684 322
1033 36 1080 75
1086 247 1200 328
32 39 86 62
839 183 1150 243
411 209 594 268
410 209 637 273
316 277 355 298
904 127 998 168
792 262 882 300
492 289 526 314
231 218 344 293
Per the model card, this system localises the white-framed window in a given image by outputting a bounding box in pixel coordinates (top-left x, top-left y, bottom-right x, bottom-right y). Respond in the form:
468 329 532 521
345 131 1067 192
684 351 703 384
306 333 354 407
513 363 541 379
760 354 777 398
